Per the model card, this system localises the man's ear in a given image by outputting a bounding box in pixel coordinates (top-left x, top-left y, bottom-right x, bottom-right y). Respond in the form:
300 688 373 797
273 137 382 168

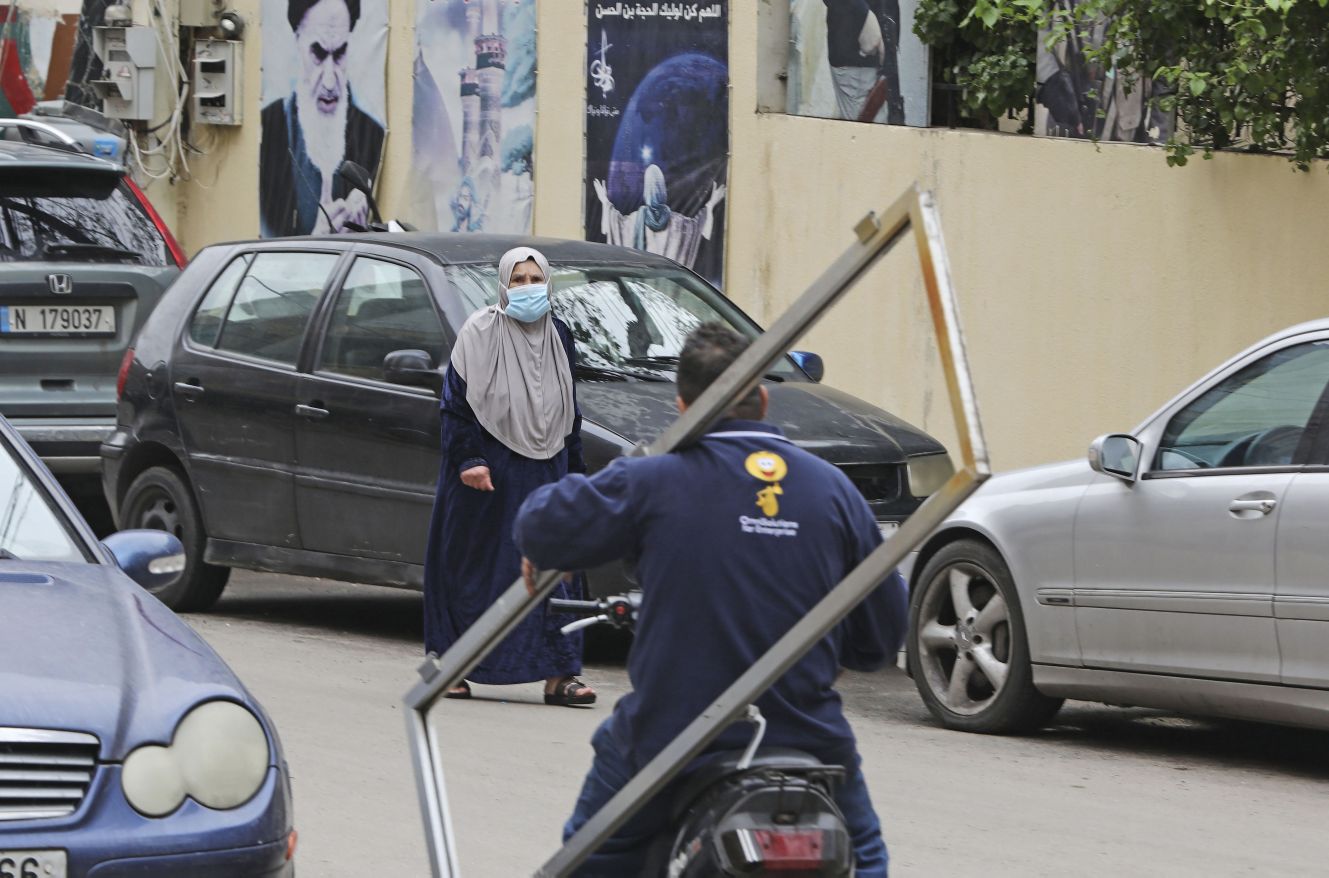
676 396 688 414
758 386 770 419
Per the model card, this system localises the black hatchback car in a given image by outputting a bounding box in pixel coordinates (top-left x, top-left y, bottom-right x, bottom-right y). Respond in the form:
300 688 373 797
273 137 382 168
102 234 951 610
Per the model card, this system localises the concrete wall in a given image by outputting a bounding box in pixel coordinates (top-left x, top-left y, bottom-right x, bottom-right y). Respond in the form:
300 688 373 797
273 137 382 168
141 0 1329 472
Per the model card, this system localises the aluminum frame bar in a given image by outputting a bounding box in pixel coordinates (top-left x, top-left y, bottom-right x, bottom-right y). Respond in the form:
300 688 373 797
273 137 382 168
405 186 989 877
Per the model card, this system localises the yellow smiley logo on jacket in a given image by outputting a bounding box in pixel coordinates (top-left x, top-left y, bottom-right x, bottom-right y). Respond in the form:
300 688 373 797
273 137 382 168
746 451 788 516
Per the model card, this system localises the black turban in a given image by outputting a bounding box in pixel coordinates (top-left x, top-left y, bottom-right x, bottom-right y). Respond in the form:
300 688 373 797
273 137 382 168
287 0 360 32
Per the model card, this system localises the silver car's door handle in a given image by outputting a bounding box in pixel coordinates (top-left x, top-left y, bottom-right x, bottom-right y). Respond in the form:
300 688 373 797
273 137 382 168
295 404 330 420
1229 498 1276 515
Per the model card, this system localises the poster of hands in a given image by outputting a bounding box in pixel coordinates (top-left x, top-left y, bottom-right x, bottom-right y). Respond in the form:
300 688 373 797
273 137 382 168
584 2 729 288
259 0 388 238
1034 0 1174 143
787 0 930 127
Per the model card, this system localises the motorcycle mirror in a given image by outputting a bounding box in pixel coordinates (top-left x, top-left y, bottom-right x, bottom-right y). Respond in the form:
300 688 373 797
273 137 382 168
336 160 384 225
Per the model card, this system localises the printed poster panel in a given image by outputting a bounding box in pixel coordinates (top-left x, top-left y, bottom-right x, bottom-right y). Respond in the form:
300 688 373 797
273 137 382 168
585 2 729 288
1034 0 1174 143
786 0 929 127
0 5 82 116
259 0 388 237
403 0 536 234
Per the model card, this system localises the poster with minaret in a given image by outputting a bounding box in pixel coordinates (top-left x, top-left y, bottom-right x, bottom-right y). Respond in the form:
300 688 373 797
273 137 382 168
404 0 537 234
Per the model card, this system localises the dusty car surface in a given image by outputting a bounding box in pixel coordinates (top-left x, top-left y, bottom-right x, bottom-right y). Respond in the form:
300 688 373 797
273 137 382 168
906 319 1329 734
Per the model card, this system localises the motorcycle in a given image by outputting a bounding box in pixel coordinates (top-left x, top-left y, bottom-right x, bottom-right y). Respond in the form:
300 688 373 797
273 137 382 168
549 594 856 877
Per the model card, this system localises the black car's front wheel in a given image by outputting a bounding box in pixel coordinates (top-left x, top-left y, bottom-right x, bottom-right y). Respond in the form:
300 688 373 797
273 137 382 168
906 539 1062 733
120 466 229 611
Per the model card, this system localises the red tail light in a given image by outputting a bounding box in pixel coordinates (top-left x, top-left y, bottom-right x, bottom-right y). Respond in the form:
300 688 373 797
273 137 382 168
124 178 188 268
745 829 826 871
117 348 135 400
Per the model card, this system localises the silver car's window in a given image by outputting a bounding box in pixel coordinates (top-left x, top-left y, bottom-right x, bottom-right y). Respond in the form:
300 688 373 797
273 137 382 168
0 185 169 266
445 263 796 378
0 436 87 563
215 252 337 366
319 258 447 380
1156 341 1329 471
189 254 253 348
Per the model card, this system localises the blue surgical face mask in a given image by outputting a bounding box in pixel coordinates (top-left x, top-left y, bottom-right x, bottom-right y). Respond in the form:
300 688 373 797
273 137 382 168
504 284 551 323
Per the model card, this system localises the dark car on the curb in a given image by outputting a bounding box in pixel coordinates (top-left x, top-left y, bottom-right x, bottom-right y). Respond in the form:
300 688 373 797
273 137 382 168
0 413 294 877
102 234 953 610
0 137 186 512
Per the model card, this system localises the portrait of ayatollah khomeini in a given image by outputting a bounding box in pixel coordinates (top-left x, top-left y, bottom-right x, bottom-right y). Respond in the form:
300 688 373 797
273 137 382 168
259 0 385 237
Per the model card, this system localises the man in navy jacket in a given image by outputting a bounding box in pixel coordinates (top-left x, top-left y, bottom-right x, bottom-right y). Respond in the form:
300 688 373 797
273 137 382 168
516 323 908 877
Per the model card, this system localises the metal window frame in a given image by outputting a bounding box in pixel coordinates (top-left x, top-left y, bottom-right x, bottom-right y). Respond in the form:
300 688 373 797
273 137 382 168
403 185 991 877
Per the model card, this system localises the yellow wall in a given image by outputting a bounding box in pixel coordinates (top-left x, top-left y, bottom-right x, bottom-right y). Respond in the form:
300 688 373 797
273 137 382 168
145 0 1329 472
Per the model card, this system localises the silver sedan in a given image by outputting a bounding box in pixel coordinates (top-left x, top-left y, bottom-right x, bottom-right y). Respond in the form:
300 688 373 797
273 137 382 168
906 319 1329 733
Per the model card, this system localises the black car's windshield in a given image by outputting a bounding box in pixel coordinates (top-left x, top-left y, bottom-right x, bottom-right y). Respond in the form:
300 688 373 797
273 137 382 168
0 185 168 266
444 263 799 380
0 435 87 563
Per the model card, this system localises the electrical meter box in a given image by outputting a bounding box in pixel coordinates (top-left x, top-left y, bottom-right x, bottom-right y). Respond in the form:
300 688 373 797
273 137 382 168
180 0 225 27
193 39 242 126
90 26 156 121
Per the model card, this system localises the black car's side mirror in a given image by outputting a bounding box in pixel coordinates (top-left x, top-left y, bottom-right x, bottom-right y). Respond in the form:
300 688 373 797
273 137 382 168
789 350 825 382
384 349 443 395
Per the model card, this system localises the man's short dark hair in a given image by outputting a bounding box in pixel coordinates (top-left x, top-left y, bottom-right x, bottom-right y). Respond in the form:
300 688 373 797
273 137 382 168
289 0 360 32
677 323 764 420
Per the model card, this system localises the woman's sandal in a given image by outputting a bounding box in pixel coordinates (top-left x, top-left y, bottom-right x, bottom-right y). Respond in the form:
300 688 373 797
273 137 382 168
444 680 472 700
544 676 596 707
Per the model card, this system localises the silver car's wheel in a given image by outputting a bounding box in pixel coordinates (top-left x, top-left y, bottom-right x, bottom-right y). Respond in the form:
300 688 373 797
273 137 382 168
907 539 1062 733
916 562 1011 716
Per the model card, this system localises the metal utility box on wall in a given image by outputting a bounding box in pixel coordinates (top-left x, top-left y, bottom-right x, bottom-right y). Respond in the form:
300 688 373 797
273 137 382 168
90 26 156 121
180 0 225 27
193 39 242 126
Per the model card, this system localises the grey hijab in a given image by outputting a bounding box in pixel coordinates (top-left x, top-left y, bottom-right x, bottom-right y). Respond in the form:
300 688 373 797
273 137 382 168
449 247 576 460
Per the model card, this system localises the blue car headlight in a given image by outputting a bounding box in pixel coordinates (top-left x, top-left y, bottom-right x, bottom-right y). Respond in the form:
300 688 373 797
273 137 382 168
121 701 270 817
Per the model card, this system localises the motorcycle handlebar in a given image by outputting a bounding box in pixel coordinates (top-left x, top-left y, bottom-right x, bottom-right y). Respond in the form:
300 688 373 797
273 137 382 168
549 598 606 615
549 593 639 635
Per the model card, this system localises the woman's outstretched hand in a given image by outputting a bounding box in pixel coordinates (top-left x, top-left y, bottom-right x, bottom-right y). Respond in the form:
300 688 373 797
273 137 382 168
460 465 495 491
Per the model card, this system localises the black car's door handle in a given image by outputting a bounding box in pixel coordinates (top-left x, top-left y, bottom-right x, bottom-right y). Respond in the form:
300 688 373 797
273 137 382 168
174 381 203 400
295 403 330 420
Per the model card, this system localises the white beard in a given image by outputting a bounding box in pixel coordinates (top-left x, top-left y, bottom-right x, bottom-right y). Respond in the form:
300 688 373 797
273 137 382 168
297 92 348 202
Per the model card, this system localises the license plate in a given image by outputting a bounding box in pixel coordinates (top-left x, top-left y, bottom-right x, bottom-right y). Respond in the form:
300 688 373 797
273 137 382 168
879 522 900 538
0 850 67 878
0 305 115 336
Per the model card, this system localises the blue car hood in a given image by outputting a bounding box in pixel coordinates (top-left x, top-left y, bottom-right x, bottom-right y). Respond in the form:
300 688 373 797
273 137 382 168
0 562 250 761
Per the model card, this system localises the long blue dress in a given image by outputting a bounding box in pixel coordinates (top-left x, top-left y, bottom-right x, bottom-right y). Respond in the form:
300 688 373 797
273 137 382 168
422 318 586 684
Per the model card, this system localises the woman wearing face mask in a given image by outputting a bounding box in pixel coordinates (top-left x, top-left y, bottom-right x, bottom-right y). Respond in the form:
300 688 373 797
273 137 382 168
423 247 595 706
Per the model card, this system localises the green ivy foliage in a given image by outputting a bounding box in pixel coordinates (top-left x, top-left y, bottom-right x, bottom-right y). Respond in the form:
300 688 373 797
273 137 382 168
913 0 1039 129
913 0 1329 168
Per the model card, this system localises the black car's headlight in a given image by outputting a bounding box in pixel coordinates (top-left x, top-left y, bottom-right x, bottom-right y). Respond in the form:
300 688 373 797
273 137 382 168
907 453 955 498
121 700 270 817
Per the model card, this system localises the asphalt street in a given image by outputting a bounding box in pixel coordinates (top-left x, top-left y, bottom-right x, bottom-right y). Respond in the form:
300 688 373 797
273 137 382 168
184 571 1329 877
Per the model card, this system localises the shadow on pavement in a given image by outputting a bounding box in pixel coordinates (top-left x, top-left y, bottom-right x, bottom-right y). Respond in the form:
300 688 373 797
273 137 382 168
201 572 630 663
1035 706 1329 781
209 586 423 643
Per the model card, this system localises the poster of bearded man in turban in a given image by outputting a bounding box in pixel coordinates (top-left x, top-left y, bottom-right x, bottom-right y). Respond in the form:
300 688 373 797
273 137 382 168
259 0 388 237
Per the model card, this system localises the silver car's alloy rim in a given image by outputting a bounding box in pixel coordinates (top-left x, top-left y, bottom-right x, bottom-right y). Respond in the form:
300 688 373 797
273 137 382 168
916 562 1011 716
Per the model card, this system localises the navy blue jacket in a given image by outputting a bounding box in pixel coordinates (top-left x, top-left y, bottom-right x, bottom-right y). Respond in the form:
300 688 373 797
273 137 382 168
515 419 908 770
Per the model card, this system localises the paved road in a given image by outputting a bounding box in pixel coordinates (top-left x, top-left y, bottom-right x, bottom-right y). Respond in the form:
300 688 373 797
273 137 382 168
186 571 1329 877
